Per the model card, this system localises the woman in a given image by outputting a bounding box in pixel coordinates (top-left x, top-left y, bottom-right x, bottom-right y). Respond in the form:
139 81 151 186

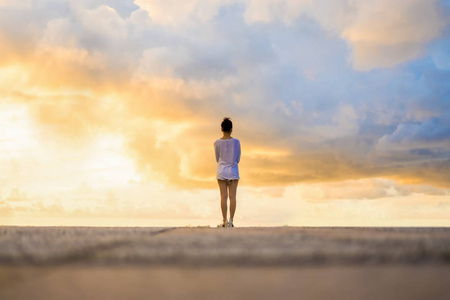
214 117 241 228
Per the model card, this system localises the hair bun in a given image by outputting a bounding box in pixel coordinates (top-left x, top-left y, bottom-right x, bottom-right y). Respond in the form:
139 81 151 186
221 117 233 132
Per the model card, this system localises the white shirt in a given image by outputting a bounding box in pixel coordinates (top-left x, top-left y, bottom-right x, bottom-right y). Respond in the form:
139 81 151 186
214 138 241 180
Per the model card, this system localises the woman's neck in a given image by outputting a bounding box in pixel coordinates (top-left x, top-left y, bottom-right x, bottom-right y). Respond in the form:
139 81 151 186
222 132 232 139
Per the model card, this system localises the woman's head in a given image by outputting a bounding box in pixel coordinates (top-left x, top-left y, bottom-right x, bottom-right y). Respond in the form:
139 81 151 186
221 117 233 133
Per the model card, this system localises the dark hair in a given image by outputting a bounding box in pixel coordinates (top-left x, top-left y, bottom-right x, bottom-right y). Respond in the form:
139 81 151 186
221 117 232 132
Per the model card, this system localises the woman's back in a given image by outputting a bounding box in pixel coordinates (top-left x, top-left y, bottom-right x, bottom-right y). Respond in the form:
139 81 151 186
215 137 240 180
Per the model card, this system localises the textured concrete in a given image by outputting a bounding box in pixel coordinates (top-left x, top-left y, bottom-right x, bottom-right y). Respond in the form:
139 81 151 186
1 226 450 299
1 226 450 266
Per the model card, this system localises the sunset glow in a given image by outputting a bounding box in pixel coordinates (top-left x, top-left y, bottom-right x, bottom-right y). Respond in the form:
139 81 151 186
1 0 449 227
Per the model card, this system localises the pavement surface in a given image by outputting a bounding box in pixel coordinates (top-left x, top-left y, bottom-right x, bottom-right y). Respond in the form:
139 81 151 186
1 226 450 299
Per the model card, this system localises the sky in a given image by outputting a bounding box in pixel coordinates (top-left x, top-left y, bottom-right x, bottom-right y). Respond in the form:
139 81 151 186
1 0 449 227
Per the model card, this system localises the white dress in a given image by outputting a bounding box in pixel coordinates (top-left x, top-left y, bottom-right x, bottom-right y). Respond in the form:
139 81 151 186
214 138 241 180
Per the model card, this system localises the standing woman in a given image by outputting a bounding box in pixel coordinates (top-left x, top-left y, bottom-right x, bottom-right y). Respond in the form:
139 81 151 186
215 117 241 228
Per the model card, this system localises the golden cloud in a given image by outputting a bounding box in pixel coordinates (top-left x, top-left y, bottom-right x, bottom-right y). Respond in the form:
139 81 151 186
342 0 445 70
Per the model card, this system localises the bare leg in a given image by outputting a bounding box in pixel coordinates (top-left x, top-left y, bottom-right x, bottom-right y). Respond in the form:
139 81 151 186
218 180 228 221
228 179 239 220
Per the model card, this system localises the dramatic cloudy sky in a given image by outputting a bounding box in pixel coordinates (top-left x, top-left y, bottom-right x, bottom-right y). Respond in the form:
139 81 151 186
1 0 449 226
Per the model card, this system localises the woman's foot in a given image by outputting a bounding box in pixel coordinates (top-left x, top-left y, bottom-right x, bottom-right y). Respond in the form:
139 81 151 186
218 219 227 227
227 219 234 228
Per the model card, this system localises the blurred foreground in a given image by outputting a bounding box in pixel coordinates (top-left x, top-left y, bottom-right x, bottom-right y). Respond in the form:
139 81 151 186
1 226 450 299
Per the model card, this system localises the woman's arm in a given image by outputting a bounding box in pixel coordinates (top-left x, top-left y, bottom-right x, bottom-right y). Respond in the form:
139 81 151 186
215 142 220 163
236 140 241 163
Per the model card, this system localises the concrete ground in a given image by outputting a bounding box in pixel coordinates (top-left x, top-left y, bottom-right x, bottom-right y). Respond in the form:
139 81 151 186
1 226 450 299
